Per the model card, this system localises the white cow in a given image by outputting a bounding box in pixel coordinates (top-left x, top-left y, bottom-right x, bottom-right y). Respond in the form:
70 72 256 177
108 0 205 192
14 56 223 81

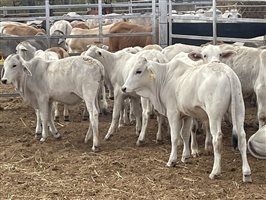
34 49 71 122
83 46 168 144
248 125 266 159
121 56 252 182
162 43 201 61
50 20 72 48
189 44 266 128
1 54 104 152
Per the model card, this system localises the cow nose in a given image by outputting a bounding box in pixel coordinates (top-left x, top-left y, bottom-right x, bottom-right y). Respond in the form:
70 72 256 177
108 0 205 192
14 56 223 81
1 79 7 84
121 87 127 93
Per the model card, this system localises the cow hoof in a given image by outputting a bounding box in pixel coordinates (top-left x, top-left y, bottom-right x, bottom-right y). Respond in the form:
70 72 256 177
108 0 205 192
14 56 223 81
136 140 145 146
64 116 70 122
35 133 42 140
82 116 89 121
181 156 190 163
54 116 59 122
205 146 213 155
166 161 177 167
53 132 61 139
104 134 112 141
156 139 163 145
109 96 114 100
209 173 221 180
40 137 46 142
92 146 100 152
101 108 108 115
118 124 124 129
191 151 200 158
243 175 252 183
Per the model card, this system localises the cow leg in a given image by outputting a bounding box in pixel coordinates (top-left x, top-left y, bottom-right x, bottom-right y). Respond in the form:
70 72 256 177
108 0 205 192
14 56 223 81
136 97 151 146
118 100 126 128
39 102 50 142
54 102 60 122
166 112 181 167
191 119 200 158
63 104 70 121
204 121 213 154
35 109 42 139
83 87 100 152
48 102 60 139
123 99 130 125
99 81 108 115
84 125 92 143
82 107 89 121
104 89 124 140
180 117 193 163
129 99 135 123
131 97 142 137
208 118 223 180
156 114 164 144
237 127 252 182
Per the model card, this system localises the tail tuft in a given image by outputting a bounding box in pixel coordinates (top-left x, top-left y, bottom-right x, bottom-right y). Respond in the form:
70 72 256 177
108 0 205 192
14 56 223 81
232 129 238 149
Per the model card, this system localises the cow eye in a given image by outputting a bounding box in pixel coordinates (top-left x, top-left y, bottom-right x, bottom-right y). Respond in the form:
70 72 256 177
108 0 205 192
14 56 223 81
12 65 17 68
203 55 207 58
219 53 222 57
136 70 142 74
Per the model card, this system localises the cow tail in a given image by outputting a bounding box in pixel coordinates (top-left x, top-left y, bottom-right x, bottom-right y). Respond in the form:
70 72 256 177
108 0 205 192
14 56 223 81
227 69 245 149
98 63 108 114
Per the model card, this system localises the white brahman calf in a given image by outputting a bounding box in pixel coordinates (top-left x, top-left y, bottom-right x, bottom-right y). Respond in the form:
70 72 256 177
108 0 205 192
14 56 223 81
121 56 252 182
1 54 104 152
189 44 266 128
84 46 168 144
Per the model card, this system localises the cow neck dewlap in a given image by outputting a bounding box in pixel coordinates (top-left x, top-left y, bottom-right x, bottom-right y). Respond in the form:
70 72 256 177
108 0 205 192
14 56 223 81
148 63 167 115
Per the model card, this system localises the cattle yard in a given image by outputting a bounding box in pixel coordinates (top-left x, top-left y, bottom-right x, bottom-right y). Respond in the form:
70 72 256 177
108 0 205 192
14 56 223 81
1 0 266 199
0 88 265 199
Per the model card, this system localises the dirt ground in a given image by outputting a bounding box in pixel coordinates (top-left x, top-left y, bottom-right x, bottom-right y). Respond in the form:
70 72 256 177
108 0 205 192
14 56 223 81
0 85 265 200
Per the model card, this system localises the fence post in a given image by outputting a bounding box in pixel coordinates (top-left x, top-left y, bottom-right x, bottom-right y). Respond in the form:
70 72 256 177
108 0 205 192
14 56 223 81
212 0 217 45
159 0 168 47
98 0 103 44
45 0 51 47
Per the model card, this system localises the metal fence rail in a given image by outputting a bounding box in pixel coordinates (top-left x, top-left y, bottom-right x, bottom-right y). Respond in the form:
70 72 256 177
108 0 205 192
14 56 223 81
0 0 158 98
168 0 266 45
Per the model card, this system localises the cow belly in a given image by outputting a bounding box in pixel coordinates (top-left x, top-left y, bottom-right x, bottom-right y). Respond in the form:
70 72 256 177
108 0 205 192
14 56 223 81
52 92 82 105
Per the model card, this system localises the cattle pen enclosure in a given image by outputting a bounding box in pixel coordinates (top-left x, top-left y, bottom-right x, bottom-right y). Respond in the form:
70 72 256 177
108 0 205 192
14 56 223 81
1 0 266 199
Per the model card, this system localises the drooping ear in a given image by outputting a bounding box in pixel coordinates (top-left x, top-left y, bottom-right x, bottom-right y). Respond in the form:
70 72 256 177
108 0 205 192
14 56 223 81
22 64 32 76
58 38 65 45
16 44 28 52
188 52 203 61
20 57 32 76
220 50 236 59
86 44 91 50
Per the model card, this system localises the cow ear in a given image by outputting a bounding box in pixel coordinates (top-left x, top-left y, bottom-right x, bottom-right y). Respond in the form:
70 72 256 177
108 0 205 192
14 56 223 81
16 45 28 52
220 50 236 59
20 58 32 76
188 52 203 61
23 65 32 76
58 38 65 45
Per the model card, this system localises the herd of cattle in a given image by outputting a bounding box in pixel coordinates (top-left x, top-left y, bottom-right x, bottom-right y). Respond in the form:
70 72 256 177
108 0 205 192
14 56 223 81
1 16 266 183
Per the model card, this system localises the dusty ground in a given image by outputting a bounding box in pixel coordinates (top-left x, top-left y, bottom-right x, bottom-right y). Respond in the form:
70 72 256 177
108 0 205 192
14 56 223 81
0 85 265 200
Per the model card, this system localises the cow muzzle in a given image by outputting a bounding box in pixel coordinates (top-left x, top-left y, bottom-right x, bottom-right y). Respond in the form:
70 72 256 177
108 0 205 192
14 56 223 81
1 79 7 84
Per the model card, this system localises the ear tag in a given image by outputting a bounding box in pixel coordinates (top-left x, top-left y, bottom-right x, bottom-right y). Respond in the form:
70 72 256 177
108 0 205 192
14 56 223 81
148 69 155 80
0 56 4 65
